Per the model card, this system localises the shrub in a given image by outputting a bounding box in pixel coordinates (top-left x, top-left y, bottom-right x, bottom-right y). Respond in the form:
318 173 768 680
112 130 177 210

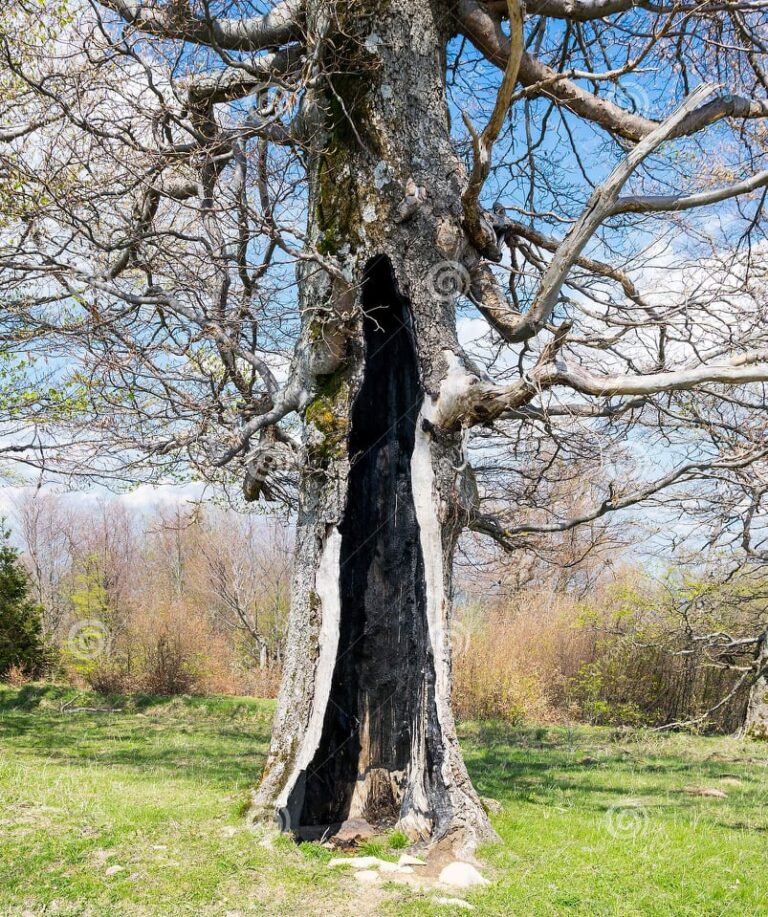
141 633 200 695
452 595 571 724
2 662 32 687
84 658 133 694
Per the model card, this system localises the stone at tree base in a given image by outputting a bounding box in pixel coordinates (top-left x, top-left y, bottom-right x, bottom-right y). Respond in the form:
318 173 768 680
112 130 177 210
329 818 376 847
355 870 382 885
398 853 427 867
328 850 491 897
438 862 490 889
328 856 405 873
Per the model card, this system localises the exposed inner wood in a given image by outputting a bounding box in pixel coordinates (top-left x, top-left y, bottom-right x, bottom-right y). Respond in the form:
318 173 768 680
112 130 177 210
296 256 442 831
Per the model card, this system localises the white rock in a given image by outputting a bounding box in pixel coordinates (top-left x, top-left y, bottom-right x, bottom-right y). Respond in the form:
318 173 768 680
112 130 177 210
355 869 381 885
329 855 410 875
398 853 426 867
434 898 475 911
438 862 490 889
378 860 405 874
104 865 124 877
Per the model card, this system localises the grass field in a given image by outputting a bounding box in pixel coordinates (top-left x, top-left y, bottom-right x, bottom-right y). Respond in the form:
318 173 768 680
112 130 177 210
1 685 767 916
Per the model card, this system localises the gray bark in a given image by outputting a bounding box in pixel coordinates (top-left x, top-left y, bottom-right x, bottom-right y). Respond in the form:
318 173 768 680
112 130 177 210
252 0 495 854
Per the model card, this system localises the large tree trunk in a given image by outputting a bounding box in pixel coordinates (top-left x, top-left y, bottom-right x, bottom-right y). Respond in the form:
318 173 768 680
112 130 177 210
744 631 768 740
252 0 495 853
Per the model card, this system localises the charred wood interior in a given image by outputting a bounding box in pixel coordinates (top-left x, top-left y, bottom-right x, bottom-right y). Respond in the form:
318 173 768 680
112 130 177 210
294 256 438 830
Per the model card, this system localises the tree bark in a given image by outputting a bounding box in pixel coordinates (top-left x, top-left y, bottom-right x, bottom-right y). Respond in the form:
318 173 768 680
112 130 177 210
252 0 495 854
744 631 768 740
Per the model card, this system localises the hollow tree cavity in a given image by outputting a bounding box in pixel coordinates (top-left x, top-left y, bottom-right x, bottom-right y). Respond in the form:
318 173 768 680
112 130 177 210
253 0 495 853
290 256 446 831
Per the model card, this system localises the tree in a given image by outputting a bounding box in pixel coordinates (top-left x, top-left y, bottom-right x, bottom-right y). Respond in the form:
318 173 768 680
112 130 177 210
11 490 74 639
2 0 768 852
0 525 49 679
190 511 291 669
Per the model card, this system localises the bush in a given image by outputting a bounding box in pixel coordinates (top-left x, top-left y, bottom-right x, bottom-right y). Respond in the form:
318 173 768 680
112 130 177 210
453 572 753 731
83 658 133 694
0 527 50 679
3 663 32 687
141 633 200 695
452 595 574 724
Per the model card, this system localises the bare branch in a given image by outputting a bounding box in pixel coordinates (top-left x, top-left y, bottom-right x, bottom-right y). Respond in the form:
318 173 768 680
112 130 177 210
612 169 768 214
461 0 523 256
98 0 303 52
472 84 718 343
455 0 768 142
542 352 768 397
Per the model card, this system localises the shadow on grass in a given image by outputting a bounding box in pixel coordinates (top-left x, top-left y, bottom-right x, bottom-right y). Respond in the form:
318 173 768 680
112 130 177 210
460 722 768 831
0 686 273 788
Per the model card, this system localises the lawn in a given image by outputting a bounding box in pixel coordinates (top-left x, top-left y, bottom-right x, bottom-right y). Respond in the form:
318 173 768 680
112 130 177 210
1 685 767 916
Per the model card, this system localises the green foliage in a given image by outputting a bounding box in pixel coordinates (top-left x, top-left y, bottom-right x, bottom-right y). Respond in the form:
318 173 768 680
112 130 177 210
0 526 49 678
387 829 409 850
567 663 648 727
304 371 351 466
68 554 110 621
357 840 386 858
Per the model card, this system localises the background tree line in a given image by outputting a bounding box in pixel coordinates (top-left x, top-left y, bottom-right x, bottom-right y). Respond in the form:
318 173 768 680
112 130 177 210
2 489 765 735
2 492 291 696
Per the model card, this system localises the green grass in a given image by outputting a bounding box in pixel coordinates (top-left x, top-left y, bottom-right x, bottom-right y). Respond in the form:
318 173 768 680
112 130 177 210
1 685 767 915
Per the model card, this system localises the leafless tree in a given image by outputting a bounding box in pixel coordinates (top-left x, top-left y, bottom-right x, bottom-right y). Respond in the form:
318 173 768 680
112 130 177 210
2 0 768 851
11 490 74 637
186 509 291 667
